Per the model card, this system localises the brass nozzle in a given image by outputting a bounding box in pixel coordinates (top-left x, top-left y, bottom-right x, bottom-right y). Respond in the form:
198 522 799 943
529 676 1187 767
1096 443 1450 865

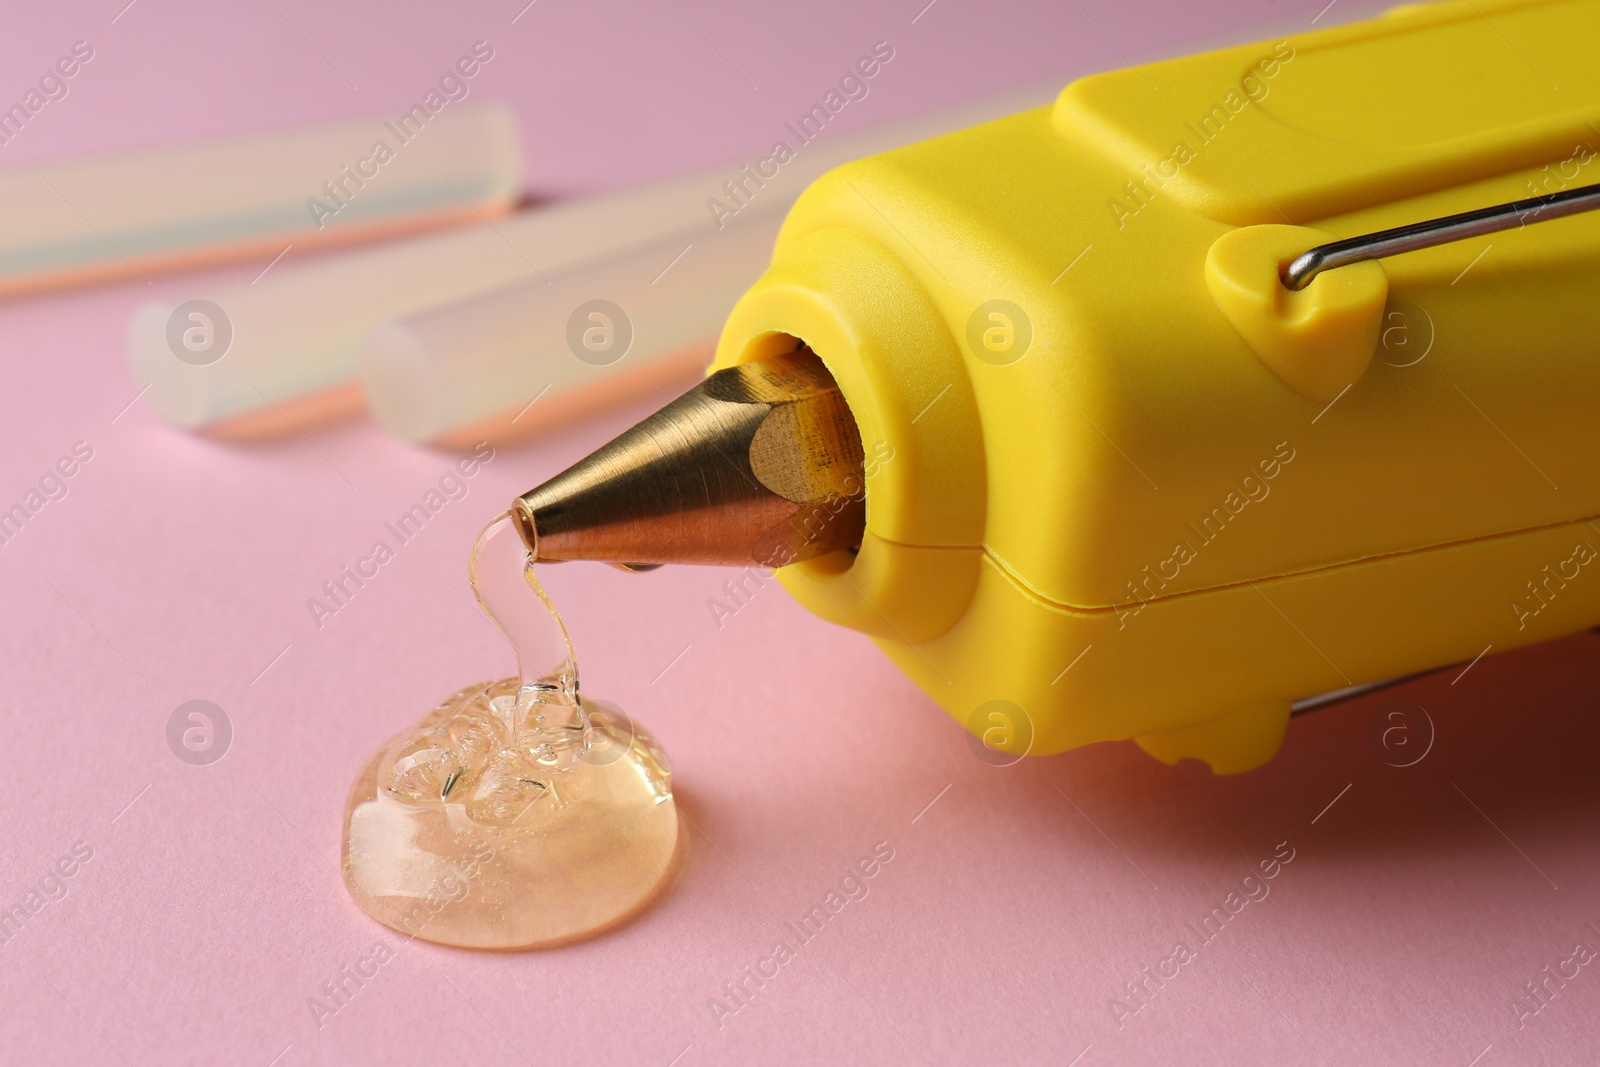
513 348 865 569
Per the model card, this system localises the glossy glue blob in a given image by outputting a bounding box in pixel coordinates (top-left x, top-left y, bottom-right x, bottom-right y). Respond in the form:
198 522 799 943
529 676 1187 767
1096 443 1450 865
341 513 679 949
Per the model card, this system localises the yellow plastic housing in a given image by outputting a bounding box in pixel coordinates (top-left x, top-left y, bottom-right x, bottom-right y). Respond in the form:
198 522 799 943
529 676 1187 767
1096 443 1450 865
711 0 1600 773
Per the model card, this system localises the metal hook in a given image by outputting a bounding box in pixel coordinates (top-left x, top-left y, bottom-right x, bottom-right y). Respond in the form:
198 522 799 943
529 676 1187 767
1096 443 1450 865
1281 180 1600 291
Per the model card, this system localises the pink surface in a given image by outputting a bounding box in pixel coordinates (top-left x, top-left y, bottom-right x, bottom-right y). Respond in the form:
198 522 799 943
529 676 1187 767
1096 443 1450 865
3 1 1597 1065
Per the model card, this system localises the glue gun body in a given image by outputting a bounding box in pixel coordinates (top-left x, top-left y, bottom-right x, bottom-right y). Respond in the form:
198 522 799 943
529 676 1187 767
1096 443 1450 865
524 0 1600 772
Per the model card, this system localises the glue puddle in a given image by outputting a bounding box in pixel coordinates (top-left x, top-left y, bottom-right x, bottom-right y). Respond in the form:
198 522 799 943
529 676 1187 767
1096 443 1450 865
340 512 679 949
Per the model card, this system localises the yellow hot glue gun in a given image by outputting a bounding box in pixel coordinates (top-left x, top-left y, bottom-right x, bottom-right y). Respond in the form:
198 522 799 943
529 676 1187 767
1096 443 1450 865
512 0 1600 773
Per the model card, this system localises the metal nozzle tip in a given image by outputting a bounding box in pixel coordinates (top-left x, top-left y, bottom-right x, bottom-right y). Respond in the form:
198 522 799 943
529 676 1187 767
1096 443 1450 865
514 348 865 569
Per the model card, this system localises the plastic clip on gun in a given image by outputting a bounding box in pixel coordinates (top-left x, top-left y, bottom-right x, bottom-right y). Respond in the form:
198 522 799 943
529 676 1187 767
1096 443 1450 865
510 0 1600 773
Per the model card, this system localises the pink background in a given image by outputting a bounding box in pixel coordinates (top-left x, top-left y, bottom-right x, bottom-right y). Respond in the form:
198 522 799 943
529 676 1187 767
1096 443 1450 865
4 1 1598 1064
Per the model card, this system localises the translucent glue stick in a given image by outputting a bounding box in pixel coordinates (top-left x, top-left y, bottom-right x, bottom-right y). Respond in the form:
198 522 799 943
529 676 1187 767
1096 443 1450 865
361 210 786 445
358 84 1064 444
4 100 520 299
123 143 783 437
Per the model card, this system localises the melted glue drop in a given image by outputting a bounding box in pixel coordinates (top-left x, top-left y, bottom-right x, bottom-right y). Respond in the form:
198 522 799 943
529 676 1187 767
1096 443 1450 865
340 512 679 949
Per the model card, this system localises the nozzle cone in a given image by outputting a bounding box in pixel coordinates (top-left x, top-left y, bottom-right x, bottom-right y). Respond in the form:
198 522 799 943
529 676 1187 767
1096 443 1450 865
513 349 865 569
